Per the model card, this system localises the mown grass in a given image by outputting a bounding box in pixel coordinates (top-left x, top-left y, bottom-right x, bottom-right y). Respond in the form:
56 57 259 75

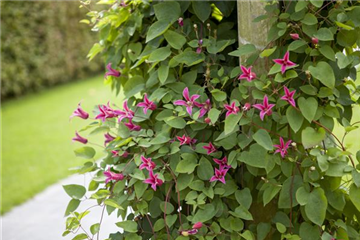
1 76 120 214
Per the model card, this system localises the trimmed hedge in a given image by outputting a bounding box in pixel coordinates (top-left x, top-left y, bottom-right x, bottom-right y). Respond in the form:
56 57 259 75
1 2 102 99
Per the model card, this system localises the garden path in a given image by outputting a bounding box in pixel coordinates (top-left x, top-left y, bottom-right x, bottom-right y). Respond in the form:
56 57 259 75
1 173 120 240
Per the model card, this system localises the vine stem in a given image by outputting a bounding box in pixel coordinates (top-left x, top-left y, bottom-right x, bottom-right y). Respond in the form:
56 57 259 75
164 182 173 240
161 159 183 230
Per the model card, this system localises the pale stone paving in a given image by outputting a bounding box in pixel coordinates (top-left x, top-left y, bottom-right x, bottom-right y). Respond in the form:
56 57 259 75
1 173 120 240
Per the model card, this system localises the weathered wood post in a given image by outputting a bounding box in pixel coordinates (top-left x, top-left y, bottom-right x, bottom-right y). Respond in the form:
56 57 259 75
237 0 272 73
237 0 277 234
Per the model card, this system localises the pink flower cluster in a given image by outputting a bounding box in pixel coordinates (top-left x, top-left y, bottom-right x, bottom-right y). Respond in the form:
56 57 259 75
174 87 211 117
104 168 124 184
210 156 231 184
140 156 163 191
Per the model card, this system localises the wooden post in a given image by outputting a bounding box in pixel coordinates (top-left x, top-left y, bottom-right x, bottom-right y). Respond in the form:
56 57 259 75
237 0 272 74
237 1 277 238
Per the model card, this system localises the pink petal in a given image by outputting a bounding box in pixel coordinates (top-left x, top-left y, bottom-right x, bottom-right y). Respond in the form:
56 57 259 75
183 87 190 101
174 100 187 106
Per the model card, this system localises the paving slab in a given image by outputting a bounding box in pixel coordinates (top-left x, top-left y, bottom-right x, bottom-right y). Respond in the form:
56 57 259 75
1 173 120 240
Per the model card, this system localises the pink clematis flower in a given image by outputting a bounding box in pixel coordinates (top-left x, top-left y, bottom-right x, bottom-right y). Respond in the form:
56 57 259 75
124 120 141 131
95 103 117 122
137 94 156 114
139 156 156 171
70 102 89 120
242 102 251 111
193 222 203 229
143 170 163 191
290 33 299 40
213 156 231 169
196 39 203 54
253 95 275 121
210 167 229 184
273 51 296 74
114 100 135 122
174 87 200 115
104 133 115 146
203 142 217 154
105 63 121 78
177 134 197 146
281 86 296 107
104 168 124 184
274 137 292 158
178 17 184 27
112 150 129 158
224 101 240 117
72 131 88 144
238 66 257 82
194 99 211 118
181 229 198 236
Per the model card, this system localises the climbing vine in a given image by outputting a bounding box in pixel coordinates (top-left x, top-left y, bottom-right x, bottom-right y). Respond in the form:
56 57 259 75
64 1 360 240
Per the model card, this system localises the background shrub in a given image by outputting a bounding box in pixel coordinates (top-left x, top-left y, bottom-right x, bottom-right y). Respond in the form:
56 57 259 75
1 2 102 99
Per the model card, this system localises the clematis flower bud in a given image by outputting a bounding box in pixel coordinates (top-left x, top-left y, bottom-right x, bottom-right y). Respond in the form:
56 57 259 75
193 222 203 229
243 103 251 111
312 37 319 44
72 131 88 144
290 33 299 40
178 17 184 27
205 117 211 124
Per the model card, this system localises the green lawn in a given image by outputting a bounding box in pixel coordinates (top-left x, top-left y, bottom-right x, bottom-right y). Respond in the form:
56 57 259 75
1 75 121 214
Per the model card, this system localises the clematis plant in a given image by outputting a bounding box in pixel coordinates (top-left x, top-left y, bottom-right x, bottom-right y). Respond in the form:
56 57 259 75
65 1 360 240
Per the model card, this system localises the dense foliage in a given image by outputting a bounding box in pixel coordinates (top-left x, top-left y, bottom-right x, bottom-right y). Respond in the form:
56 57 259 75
65 1 360 240
1 2 102 99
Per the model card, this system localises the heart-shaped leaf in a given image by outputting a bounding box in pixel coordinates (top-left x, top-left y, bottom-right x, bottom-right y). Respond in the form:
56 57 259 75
301 127 326 149
308 61 335 89
298 97 318 122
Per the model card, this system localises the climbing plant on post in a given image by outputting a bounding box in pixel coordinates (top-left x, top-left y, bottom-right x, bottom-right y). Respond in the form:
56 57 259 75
64 1 360 240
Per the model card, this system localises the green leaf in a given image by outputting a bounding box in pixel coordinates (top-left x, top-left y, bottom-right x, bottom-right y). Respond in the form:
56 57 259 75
211 89 227 102
295 1 308 12
192 204 217 223
335 52 352 69
154 1 180 22
301 13 318 25
148 47 171 62
164 30 186 50
349 184 360 212
173 51 205 66
318 45 335 61
308 61 335 89
305 188 327 226
63 184 86 200
165 117 186 129
208 108 221 123
72 234 88 240
90 223 100 235
299 222 321 239
239 144 274 169
146 20 172 43
104 199 124 209
235 188 252 210
233 205 253 220
64 199 80 216
224 113 241 135
150 134 170 145
207 39 235 54
301 127 326 149
352 170 360 188
158 64 169 84
288 40 307 51
192 1 211 22
296 186 310 206
276 223 286 233
253 129 273 151
153 219 165 231
298 97 318 122
263 184 281 206
74 147 96 159
278 175 303 209
313 28 334 41
335 21 354 30
310 0 323 8
87 43 104 61
176 155 198 174
197 157 214 181
229 44 257 57
116 220 138 233
260 46 277 58
124 75 145 98
286 106 304 133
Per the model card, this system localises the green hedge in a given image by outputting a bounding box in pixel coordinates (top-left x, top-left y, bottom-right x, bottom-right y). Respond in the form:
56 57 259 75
1 2 102 99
